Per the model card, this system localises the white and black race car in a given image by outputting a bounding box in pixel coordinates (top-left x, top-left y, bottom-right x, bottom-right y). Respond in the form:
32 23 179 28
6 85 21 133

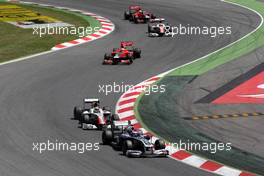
148 22 172 37
73 98 119 130
102 121 169 158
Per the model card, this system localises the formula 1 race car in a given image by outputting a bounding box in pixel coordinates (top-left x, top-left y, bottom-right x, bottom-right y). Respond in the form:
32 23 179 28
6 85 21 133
124 5 142 21
102 121 169 157
124 5 165 24
103 41 141 65
148 22 172 37
73 98 119 130
132 10 165 24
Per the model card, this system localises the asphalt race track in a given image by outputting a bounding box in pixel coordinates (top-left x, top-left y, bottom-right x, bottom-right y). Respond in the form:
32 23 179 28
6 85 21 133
0 0 260 175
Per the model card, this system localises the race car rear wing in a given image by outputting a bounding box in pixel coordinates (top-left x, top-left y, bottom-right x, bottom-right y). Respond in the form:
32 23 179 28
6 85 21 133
129 5 141 11
149 18 165 23
120 41 134 48
114 120 131 127
84 98 100 103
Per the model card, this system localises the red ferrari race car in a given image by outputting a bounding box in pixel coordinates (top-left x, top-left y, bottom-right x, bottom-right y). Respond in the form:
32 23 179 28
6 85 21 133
124 5 141 21
124 5 165 24
103 41 141 65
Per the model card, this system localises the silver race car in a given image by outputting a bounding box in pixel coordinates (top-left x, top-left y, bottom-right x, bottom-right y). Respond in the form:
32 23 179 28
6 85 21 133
73 98 119 130
148 22 172 37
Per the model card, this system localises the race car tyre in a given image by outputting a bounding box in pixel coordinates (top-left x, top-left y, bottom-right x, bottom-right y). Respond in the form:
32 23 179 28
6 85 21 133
102 129 113 145
127 55 134 64
133 48 141 58
148 24 152 33
83 114 90 123
96 124 103 130
148 26 160 36
103 106 111 111
103 53 113 65
129 15 134 22
128 58 133 65
73 106 82 120
81 123 86 130
124 11 130 20
113 48 118 52
112 60 118 65
134 18 139 24
159 33 165 37
122 140 133 156
153 27 161 34
111 114 120 121
154 139 166 150
104 53 112 59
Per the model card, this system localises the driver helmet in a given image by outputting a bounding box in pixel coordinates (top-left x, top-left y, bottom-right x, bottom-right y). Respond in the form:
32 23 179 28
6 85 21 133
126 127 143 137
93 106 100 113
126 125 134 134
130 129 142 137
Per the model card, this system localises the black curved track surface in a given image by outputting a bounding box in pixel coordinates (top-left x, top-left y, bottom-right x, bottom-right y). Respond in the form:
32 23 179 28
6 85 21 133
0 0 260 175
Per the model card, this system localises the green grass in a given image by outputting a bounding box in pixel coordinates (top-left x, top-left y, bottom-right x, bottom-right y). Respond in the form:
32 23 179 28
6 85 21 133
0 2 101 62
